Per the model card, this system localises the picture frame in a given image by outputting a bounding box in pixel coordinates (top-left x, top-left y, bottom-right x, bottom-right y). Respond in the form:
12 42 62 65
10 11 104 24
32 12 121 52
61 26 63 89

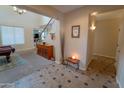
72 25 80 38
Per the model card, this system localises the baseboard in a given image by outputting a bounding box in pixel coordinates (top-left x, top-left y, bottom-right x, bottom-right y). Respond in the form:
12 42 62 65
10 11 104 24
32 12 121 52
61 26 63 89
116 76 122 88
93 53 115 59
55 61 62 64
80 67 87 71
79 65 87 71
16 47 35 52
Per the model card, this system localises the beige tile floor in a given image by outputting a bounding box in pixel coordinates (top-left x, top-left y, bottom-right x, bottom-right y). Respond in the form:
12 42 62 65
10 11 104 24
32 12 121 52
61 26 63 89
0 51 119 88
88 55 116 76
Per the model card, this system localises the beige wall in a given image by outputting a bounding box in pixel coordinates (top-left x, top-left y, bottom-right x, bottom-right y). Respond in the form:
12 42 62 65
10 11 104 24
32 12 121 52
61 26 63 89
86 14 96 66
93 19 119 58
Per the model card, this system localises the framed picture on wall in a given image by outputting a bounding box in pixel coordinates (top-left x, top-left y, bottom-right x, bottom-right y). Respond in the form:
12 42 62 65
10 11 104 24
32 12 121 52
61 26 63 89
72 25 80 38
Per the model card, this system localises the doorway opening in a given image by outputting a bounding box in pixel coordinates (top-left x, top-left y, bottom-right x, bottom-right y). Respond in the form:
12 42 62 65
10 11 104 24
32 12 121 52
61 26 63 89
87 9 124 77
0 5 61 63
27 7 62 63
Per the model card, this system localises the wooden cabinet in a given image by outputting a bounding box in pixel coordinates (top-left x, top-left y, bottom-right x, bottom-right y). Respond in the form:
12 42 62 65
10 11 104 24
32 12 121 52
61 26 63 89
37 44 54 60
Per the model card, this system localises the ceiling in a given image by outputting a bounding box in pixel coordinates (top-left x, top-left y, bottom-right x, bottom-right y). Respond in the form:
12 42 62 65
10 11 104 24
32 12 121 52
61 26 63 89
51 5 84 13
96 9 124 21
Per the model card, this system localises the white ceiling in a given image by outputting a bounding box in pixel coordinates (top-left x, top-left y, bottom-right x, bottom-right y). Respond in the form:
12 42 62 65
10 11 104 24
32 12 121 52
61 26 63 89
51 5 84 13
96 9 124 21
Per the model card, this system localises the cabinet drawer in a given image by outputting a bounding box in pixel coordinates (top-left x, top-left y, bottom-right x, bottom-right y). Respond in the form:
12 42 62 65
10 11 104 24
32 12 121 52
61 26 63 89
36 44 54 60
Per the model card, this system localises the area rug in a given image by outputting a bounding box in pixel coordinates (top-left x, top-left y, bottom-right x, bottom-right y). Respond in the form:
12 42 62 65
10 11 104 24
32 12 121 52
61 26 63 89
0 54 27 72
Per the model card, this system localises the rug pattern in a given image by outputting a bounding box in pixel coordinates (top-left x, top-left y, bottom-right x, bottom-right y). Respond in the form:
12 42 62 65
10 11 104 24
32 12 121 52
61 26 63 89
0 55 119 88
0 54 26 72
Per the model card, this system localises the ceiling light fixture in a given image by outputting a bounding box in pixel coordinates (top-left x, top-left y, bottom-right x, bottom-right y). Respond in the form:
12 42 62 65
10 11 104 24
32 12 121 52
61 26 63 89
12 6 27 15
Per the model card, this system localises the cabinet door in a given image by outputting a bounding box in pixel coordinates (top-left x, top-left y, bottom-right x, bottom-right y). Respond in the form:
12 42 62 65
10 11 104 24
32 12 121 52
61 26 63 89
41 47 44 56
44 48 48 59
47 46 53 60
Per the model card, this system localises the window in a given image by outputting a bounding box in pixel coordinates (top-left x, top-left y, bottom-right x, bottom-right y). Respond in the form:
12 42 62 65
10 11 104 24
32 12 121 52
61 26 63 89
41 30 48 41
41 31 45 41
0 25 24 45
14 27 24 44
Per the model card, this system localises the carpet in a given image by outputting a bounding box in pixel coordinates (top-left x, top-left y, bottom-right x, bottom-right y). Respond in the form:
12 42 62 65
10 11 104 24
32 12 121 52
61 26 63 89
0 54 27 72
0 51 53 83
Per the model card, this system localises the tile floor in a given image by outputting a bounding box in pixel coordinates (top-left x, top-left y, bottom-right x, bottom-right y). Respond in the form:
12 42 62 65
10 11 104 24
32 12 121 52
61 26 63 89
0 51 119 88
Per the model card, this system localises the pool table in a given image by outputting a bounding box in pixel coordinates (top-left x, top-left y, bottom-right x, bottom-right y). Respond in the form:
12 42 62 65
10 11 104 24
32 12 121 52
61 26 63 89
0 46 15 63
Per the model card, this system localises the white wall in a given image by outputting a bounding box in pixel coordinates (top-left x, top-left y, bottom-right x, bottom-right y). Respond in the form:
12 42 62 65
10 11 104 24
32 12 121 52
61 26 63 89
44 20 62 64
117 19 124 88
93 19 119 58
0 6 42 51
40 16 51 25
64 9 89 70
